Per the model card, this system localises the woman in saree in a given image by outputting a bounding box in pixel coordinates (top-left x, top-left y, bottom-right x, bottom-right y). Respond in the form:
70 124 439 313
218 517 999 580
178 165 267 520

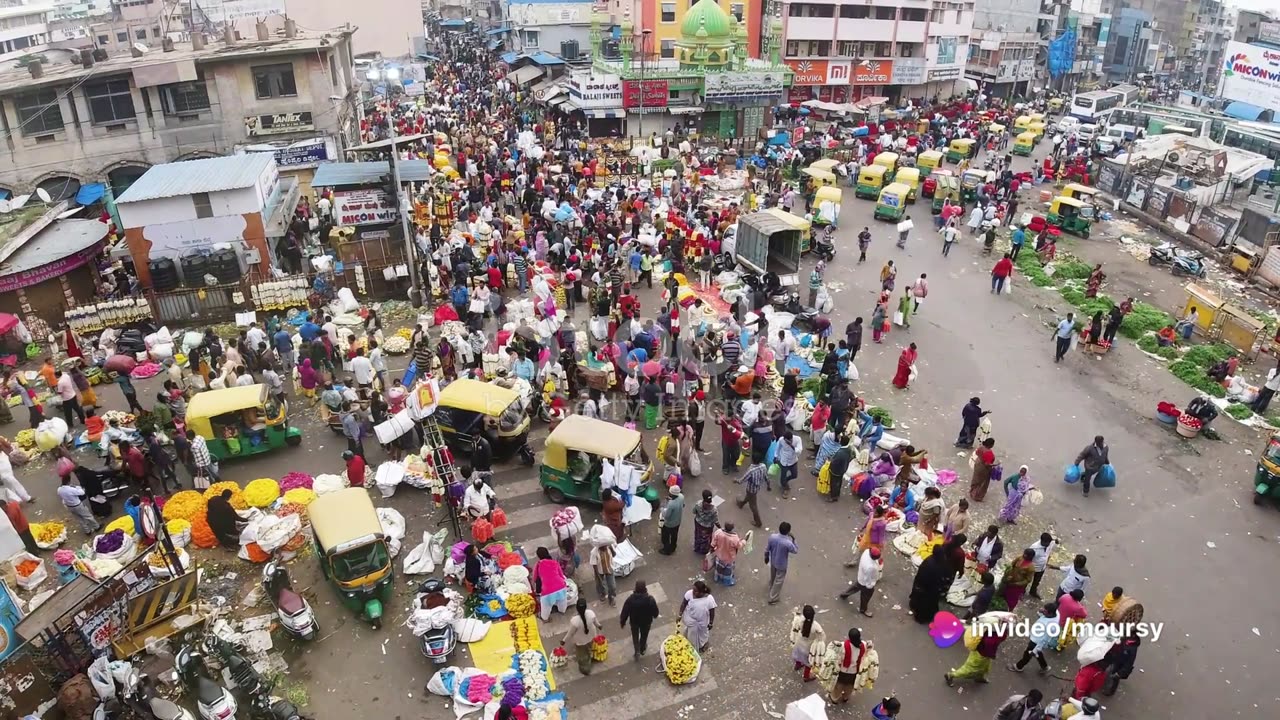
999 466 1032 524
871 302 888 344
969 438 997 502
891 342 917 390
997 548 1037 610
894 445 927 487
437 337 456 380
709 522 747 586
896 290 913 330
691 489 718 555
857 505 888 553
1084 264 1105 298
62 324 83 361
601 488 626 543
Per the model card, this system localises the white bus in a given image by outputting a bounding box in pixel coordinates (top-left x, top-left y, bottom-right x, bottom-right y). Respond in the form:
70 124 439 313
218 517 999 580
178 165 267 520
1107 83 1142 107
1070 90 1123 123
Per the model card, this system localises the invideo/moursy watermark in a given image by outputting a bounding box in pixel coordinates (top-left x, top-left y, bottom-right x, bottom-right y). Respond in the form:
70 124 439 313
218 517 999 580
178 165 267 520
974 619 1165 643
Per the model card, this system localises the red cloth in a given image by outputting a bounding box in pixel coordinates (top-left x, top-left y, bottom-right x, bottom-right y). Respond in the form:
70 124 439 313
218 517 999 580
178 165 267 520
347 455 367 486
3 501 28 534
1074 661 1107 697
892 348 916 389
977 447 996 465
125 446 146 479
992 258 1013 278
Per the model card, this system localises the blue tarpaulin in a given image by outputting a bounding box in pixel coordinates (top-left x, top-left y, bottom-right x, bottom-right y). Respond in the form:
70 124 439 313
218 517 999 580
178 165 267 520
767 131 791 146
75 182 105 206
487 39 502 50
527 52 565 66
500 51 520 65
1047 29 1077 78
486 26 512 35
1224 101 1269 122
440 19 466 28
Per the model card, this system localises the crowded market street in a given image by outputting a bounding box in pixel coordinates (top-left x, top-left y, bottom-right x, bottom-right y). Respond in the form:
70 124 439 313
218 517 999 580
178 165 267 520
4 27 1278 720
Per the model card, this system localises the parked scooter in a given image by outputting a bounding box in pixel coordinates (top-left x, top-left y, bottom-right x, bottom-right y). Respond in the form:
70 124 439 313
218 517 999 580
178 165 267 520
417 578 457 664
781 293 822 331
813 231 837 262
175 643 238 720
1147 242 1207 278
262 561 318 641
124 671 193 720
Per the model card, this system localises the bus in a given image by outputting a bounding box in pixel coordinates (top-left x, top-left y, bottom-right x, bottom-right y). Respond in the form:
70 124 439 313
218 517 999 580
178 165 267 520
1107 83 1142 107
1070 90 1123 123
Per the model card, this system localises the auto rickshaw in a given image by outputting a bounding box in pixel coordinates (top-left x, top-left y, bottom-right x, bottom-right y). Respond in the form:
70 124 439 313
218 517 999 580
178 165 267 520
808 158 840 174
801 167 837 187
874 182 909 222
922 167 951 199
435 378 531 459
1014 115 1032 132
1029 112 1046 125
1254 433 1280 505
1046 196 1093 238
855 165 887 199
812 185 842 225
1012 131 1036 156
185 384 301 462
1048 97 1064 112
539 415 659 505
895 167 921 203
1061 183 1099 204
945 138 976 164
873 152 899 181
916 150 942 177
1029 121 1047 141
960 169 992 203
931 173 960 214
988 123 1006 140
310 488 394 628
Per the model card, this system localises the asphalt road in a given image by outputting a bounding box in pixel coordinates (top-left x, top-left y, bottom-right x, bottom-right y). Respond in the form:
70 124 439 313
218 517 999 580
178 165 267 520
12 140 1278 720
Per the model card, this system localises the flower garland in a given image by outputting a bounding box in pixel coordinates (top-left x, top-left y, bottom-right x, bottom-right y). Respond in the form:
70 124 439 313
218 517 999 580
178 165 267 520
203 481 248 510
161 491 207 522
282 488 318 506
459 674 496 705
244 479 281 508
507 593 536 620
280 472 314 491
31 522 66 545
516 650 549 701
662 633 699 684
511 616 538 652
190 513 219 549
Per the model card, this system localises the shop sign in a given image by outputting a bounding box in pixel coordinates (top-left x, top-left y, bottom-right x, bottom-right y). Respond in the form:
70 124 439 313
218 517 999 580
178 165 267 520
852 60 893 84
568 73 623 109
622 79 669 109
889 59 926 85
928 66 962 81
239 137 332 170
703 71 785 99
333 189 397 226
1259 21 1280 45
787 86 814 102
244 111 314 137
0 242 102 293
784 59 851 86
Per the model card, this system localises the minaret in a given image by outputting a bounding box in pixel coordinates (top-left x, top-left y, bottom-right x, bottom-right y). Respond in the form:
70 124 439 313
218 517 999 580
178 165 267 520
619 9 634 72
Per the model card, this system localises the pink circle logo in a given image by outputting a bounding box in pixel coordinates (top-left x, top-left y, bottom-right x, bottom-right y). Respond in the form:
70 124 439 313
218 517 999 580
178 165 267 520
928 611 965 648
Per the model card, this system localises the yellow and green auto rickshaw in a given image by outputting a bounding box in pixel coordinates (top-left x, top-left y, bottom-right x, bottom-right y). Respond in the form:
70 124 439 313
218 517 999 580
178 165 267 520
1029 121 1048 141
801 167 838 187
873 152 899 182
1061 183 1099 204
945 138 976 164
874 183 910 222
539 415 659 505
311 488 394 628
1012 131 1036 156
1254 433 1280 505
1014 115 1032 132
895 167 921 204
930 172 960 214
1028 112 1046 126
185 384 301 462
435 378 531 460
807 158 841 174
855 165 888 199
1048 97 1064 112
987 123 1006 140
960 169 993 203
811 185 842 226
1047 196 1093 238
916 150 943 177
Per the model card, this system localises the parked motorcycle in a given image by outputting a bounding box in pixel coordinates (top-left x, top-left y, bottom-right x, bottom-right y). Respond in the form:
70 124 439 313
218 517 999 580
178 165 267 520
1148 242 1207 278
262 561 318 641
781 294 822 332
124 671 193 720
416 578 457 664
175 644 238 720
813 232 837 262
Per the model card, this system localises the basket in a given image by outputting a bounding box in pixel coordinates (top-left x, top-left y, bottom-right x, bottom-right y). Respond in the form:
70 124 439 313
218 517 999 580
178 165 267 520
1175 418 1201 438
659 638 703 685
1155 411 1178 426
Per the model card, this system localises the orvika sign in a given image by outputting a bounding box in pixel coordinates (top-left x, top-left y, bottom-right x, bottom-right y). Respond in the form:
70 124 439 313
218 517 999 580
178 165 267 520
785 59 851 85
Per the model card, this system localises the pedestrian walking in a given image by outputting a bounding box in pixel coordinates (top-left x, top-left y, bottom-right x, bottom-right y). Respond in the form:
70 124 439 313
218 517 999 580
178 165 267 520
0 438 33 503
2 499 38 555
5 370 42 428
895 215 914 249
789 605 826 682
679 580 717 651
1009 604 1058 674
560 598 602 675
59 475 100 534
1056 553 1092 599
1052 312 1075 362
994 690 1045 720
143 430 179 493
838 547 883 616
775 428 801 498
828 628 878 704
188 430 219 487
857 227 871 263
709 522 748 585
764 521 798 604
945 622 1009 686
115 374 145 414
55 370 86 426
992 253 1014 294
340 401 365 458
589 537 618 606
619 580 660 659
658 485 684 554
735 457 768 527
1074 435 1109 497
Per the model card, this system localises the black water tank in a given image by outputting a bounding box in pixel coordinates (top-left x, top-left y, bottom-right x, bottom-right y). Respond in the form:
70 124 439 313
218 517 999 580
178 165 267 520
149 258 179 291
181 254 209 286
561 40 579 60
208 249 239 284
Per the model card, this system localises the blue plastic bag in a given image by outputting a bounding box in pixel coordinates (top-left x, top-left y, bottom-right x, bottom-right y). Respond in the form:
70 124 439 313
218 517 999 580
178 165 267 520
1063 464 1081 484
1094 464 1117 488
764 439 779 466
402 359 418 387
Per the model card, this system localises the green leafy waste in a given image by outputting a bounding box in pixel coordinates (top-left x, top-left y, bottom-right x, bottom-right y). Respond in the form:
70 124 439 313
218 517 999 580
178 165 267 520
1182 343 1236 369
1225 403 1254 421
1169 359 1227 397
1054 260 1095 280
1136 334 1179 359
1117 302 1175 340
867 406 895 429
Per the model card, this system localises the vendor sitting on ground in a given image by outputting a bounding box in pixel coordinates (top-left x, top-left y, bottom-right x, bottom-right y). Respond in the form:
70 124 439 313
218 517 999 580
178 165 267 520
462 470 497 521
1157 325 1178 347
206 488 249 548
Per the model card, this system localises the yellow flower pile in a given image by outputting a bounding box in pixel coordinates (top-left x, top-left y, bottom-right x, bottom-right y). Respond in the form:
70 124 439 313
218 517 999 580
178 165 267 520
244 478 281 508
165 519 192 537
282 488 317 506
161 491 206 522
31 522 66 545
14 429 36 450
511 616 538 652
662 634 699 684
203 481 247 510
507 594 536 620
395 327 413 341
105 516 136 536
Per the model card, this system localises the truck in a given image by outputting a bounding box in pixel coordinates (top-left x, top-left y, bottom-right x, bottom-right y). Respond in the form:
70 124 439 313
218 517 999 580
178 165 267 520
733 208 808 278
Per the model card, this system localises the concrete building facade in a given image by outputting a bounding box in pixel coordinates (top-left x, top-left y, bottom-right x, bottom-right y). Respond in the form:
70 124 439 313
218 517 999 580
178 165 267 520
0 0 54 60
509 0 593 59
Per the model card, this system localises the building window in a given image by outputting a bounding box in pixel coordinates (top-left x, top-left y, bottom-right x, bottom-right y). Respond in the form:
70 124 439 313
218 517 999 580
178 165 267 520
97 34 108 45
811 4 834 17
85 78 136 124
14 89 63 135
816 40 831 56
160 79 211 114
902 8 927 21
730 3 743 22
153 26 161 38
661 2 675 22
786 40 798 57
661 39 675 58
252 63 297 99
840 6 868 19
837 41 856 56
193 192 213 219
874 7 895 20
116 31 127 43
788 3 803 16
521 29 539 47
135 29 146 41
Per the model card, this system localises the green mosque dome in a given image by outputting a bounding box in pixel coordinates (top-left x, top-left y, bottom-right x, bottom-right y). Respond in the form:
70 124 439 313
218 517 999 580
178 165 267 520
680 0 735 40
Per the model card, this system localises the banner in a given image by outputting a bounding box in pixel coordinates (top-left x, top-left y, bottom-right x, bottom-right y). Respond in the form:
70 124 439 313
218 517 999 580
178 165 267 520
622 80 668 109
1220 42 1280 114
333 189 397 226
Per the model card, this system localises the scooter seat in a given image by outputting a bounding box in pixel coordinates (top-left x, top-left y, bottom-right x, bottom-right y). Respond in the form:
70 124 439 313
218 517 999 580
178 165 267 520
196 676 224 705
150 697 186 720
277 588 305 615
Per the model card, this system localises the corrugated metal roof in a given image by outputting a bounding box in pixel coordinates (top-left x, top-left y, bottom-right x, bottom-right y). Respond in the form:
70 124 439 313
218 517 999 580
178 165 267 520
310 161 436 188
0 219 108 276
115 154 275 204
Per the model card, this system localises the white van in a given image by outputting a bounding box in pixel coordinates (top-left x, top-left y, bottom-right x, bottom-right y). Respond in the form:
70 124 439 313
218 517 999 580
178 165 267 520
1075 124 1098 142
1057 116 1080 134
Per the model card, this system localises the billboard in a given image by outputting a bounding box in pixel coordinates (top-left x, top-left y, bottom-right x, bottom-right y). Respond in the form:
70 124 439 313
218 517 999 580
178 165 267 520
783 59 851 86
1221 41 1280 113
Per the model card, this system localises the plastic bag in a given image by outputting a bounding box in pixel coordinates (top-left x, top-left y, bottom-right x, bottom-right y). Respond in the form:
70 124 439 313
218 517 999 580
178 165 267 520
377 507 406 557
893 311 905 326
1004 277 1013 295
689 451 702 477
89 656 115 701
1063 463 1082 484
427 666 462 696
404 532 436 575
1094 464 1117 488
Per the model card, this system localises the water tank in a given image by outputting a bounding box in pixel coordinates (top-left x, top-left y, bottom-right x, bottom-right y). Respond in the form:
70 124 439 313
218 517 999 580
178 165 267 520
208 249 240 284
149 258 179 291
561 40 579 60
180 255 209 287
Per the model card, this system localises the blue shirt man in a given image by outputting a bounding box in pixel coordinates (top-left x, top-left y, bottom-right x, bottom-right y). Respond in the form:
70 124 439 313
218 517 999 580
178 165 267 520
1012 227 1026 247
299 321 321 342
764 522 799 604
273 329 293 354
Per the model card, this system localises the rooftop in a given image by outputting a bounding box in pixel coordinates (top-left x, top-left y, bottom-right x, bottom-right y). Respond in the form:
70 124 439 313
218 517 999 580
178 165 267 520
0 218 108 278
0 26 353 95
115 153 275 204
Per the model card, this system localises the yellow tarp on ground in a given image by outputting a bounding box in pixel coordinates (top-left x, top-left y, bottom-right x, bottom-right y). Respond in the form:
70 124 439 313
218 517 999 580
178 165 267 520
468 617 558 690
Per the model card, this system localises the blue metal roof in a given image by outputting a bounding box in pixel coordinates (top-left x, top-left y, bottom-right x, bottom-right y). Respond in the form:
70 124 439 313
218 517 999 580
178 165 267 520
486 26 512 35
487 39 502 50
500 51 520 64
116 154 274 204
311 161 436 188
1224 101 1270 122
528 52 565 66
440 19 467 28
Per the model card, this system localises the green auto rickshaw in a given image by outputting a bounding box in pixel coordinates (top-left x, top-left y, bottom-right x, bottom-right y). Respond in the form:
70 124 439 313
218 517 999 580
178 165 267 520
540 415 659 506
311 488 394 628
1255 433 1280 505
1047 196 1093 238
185 384 301 462
874 183 909 222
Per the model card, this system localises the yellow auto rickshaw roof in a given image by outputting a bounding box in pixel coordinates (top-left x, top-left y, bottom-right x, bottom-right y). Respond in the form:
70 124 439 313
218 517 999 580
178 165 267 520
310 488 383 550
989 123 1006 132
859 165 887 178
186 384 268 419
814 185 842 203
761 207 811 230
1029 113 1045 121
438 378 521 415
880 182 911 197
950 139 975 148
808 159 840 172
801 167 837 181
918 150 943 160
1016 132 1037 141
1015 115 1031 124
545 415 641 465
1053 196 1086 208
963 169 993 181
873 152 899 166
1029 122 1047 131
1064 183 1098 197
896 167 920 181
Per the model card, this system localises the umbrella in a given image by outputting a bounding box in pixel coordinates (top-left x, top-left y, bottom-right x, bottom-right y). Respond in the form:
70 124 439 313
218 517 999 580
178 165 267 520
641 360 662 377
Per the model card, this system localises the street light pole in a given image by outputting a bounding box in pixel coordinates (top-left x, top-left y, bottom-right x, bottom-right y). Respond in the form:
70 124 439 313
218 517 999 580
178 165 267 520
369 65 424 307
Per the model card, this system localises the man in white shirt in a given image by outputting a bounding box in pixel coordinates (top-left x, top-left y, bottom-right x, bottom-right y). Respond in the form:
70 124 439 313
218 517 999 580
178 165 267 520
245 322 266 353
1026 532 1057 597
55 370 86 426
369 341 388 392
838 546 883 617
462 475 497 520
896 215 914 249
350 348 375 397
321 316 339 356
771 330 795 373
941 224 960 257
59 475 100 533
775 428 802 498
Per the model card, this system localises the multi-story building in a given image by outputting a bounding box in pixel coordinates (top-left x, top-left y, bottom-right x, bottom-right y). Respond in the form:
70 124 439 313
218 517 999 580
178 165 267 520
1064 0 1111 92
1233 8 1279 47
1187 0 1230 94
601 0 764 61
965 0 1045 98
0 0 54 60
509 0 593 60
779 0 973 105
1102 4 1152 82
0 24 356 203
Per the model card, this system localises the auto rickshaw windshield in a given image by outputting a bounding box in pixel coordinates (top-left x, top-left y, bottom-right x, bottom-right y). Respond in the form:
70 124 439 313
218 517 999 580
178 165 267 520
1266 438 1280 464
332 541 390 582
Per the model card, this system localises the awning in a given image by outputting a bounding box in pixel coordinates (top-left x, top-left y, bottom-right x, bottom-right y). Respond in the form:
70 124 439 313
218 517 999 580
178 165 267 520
509 65 545 85
668 106 704 115
486 26 512 35
487 39 502 51
500 51 520 65
527 52 566 66
440 19 466 28
1224 101 1270 122
583 108 626 119
530 78 557 95
75 182 105 206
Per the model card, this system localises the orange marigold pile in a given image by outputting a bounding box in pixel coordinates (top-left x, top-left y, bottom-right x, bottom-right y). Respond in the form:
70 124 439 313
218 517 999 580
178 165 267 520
190 513 219 549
